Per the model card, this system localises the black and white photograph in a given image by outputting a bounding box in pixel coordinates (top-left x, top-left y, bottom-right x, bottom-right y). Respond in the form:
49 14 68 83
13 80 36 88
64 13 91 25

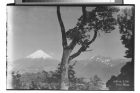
6 5 134 91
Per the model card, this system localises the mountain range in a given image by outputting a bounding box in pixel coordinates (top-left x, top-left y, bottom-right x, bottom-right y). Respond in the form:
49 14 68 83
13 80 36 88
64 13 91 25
74 56 129 82
8 49 130 82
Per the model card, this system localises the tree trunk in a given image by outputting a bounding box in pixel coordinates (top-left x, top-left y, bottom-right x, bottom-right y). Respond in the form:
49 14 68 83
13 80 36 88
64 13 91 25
60 48 72 90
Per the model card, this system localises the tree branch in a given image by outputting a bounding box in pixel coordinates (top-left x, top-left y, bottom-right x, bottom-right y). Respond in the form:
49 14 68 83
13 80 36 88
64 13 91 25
67 6 87 50
68 39 77 50
69 47 85 61
82 6 87 23
57 6 67 48
69 31 98 61
68 6 98 62
87 30 98 45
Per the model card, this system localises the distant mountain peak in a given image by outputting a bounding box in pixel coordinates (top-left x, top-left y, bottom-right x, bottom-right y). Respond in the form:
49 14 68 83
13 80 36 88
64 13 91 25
91 55 111 61
26 49 53 59
90 56 113 67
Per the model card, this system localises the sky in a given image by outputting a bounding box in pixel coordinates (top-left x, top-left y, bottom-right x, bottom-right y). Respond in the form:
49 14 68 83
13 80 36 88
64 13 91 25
7 6 129 61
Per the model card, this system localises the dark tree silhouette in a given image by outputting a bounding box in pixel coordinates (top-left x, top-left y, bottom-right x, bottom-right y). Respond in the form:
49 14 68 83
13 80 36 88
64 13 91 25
56 6 119 90
12 72 22 89
118 7 134 59
88 75 104 90
106 7 134 91
29 81 38 89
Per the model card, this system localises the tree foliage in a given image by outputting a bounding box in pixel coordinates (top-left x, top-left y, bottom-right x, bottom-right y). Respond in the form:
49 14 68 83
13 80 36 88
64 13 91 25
12 66 105 90
11 63 77 90
117 7 134 58
57 6 119 89
106 7 134 91
88 75 104 90
65 6 119 61
12 71 22 89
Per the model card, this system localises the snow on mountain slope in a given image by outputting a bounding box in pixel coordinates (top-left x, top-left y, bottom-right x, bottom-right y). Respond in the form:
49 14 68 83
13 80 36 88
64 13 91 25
9 49 59 73
74 56 129 82
26 49 53 59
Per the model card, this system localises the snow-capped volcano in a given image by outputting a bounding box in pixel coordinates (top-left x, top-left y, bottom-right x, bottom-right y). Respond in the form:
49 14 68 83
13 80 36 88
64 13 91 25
26 50 53 59
90 56 113 67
